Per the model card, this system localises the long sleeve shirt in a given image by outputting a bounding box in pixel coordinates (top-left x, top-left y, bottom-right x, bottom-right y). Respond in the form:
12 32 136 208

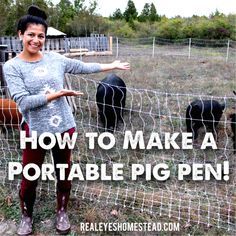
3 51 101 135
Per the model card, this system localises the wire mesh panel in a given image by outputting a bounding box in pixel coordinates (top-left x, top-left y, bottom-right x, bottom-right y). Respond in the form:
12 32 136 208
61 76 236 231
1 80 235 231
112 37 236 62
114 37 154 57
0 43 235 232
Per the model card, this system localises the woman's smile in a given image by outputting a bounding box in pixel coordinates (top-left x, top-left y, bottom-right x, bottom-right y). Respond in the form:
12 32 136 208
19 23 46 56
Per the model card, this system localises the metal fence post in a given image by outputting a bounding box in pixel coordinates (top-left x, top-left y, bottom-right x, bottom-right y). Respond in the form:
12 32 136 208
188 38 191 59
152 37 155 58
226 39 230 63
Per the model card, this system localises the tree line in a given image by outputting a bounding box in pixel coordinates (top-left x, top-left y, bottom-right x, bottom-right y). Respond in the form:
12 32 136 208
0 0 235 40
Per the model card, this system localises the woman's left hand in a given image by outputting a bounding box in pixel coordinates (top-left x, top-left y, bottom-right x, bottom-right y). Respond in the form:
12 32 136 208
112 60 130 70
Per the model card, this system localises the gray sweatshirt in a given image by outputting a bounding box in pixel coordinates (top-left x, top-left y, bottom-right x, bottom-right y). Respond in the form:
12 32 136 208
3 51 101 135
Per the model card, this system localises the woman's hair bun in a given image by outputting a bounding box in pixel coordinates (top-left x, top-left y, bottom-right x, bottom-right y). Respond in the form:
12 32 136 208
27 5 47 20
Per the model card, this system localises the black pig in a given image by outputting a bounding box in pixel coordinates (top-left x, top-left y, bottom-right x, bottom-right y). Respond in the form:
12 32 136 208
96 73 126 131
229 113 236 153
186 100 225 139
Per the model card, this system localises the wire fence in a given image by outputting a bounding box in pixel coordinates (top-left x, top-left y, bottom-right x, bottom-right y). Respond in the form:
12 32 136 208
0 36 235 62
0 78 235 232
0 39 235 232
113 37 236 63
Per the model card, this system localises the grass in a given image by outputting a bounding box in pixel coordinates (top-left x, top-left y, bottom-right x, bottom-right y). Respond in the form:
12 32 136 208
1 185 234 235
0 48 235 235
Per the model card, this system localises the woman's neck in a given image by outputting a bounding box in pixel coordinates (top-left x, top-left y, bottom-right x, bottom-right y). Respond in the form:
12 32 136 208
18 50 43 62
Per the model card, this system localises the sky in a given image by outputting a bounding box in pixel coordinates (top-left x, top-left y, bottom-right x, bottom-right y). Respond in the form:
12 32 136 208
68 0 236 18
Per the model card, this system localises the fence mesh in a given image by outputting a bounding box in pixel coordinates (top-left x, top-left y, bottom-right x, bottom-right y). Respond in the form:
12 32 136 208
0 36 236 62
1 86 235 231
0 41 235 232
113 37 236 62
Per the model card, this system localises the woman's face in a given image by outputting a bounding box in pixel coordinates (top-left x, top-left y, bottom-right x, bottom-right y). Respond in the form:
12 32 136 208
19 24 46 55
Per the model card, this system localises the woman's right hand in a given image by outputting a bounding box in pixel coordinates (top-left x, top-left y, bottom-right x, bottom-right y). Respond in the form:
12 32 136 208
59 89 84 97
46 89 84 102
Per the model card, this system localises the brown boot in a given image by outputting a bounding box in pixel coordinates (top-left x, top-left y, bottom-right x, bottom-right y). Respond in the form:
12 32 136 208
56 192 71 234
17 207 33 236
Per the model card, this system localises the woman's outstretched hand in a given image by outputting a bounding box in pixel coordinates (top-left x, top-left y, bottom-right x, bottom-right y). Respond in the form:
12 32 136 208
100 60 130 71
111 60 130 70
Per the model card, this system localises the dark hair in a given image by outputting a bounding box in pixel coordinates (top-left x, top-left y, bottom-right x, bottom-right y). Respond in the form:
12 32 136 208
17 5 48 34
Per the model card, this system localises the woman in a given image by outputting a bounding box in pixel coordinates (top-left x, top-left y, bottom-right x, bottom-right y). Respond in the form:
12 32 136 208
3 5 130 236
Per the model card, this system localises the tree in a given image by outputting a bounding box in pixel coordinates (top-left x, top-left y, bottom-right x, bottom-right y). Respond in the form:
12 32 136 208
123 0 138 22
87 0 98 15
2 0 51 35
138 3 150 22
65 0 100 36
56 0 76 31
0 0 13 35
149 3 160 22
74 0 85 13
14 0 49 19
110 8 123 20
210 9 224 18
138 2 160 23
1 0 235 40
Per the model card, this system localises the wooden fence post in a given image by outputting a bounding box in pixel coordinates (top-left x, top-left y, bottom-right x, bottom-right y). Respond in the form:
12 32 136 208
109 36 113 53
